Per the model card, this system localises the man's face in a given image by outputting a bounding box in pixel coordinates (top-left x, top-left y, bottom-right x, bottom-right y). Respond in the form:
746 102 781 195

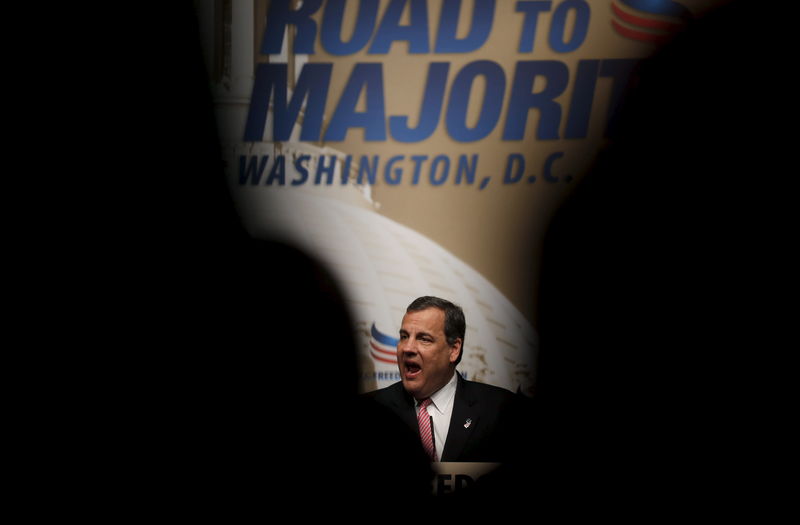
397 307 461 400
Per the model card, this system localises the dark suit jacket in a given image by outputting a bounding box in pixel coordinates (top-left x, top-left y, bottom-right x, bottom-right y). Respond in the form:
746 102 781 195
366 374 528 462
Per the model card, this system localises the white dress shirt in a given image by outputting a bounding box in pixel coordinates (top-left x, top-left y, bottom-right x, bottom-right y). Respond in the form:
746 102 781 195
414 372 458 461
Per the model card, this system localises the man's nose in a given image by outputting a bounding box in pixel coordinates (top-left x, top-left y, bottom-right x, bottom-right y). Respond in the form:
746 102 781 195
398 339 417 355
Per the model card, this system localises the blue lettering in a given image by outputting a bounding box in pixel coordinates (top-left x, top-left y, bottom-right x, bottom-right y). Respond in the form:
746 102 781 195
261 0 323 54
315 155 337 185
446 60 505 142
549 0 590 52
325 63 386 141
563 59 639 139
455 155 478 184
369 0 430 54
503 61 569 140
565 59 599 139
244 63 332 142
515 1 552 52
389 63 449 142
543 151 564 182
434 0 495 53
293 155 310 185
342 156 353 184
504 154 525 184
321 0 378 55
266 156 286 186
411 155 428 185
429 155 450 186
385 155 405 185
358 156 379 185
238 155 269 185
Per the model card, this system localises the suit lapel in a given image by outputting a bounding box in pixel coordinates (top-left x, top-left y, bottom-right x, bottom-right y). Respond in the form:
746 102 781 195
441 374 478 462
390 383 419 436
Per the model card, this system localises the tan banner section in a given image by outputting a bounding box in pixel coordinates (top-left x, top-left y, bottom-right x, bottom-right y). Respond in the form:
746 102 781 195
195 0 728 394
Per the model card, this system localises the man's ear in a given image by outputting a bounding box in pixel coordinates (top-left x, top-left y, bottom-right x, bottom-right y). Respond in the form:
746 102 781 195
449 338 462 364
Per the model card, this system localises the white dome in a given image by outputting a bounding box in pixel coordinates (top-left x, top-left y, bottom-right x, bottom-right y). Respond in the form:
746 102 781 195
229 144 537 396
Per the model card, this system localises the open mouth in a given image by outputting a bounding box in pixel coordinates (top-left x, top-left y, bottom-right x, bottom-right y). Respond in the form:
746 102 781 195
404 362 422 378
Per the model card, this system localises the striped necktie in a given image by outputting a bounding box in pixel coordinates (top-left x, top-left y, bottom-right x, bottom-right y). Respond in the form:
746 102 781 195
417 398 438 462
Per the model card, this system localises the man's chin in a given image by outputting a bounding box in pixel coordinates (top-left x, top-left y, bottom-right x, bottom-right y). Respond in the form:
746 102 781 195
401 377 424 399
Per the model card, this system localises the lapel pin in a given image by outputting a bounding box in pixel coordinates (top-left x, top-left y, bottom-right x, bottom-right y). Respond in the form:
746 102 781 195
464 418 472 428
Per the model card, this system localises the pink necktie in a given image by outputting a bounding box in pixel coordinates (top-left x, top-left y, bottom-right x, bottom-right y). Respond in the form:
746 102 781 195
417 398 438 462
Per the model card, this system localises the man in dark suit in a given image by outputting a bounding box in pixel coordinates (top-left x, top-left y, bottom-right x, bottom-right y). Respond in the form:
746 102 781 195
367 296 528 463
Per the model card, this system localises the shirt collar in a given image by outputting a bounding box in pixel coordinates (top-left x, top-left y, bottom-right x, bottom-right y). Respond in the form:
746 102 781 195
419 371 458 416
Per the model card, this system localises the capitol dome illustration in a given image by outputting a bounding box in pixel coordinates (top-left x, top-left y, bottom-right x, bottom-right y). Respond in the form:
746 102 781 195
196 0 537 395
229 144 537 395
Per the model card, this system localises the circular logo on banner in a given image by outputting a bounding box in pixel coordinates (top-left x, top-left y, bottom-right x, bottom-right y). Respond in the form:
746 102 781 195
611 0 692 43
